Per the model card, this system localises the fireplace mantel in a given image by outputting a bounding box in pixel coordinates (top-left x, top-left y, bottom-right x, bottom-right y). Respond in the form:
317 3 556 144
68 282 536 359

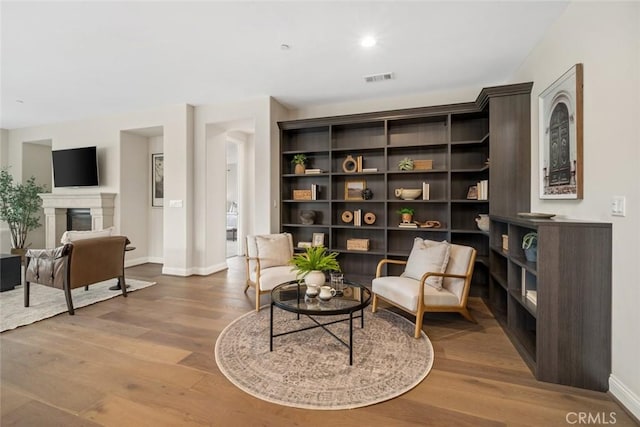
39 193 116 248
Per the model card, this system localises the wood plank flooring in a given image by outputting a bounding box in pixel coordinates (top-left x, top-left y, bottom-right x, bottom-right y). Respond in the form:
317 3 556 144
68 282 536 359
1 259 637 426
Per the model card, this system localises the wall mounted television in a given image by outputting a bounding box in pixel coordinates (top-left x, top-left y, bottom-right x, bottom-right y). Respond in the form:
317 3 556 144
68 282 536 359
51 146 99 187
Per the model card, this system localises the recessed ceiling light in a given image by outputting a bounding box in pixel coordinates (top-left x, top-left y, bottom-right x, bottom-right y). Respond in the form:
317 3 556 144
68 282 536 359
280 43 291 50
15 99 24 103
360 36 377 48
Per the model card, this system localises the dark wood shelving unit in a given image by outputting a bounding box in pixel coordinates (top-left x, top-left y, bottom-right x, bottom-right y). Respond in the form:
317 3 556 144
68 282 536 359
279 83 533 296
489 215 612 391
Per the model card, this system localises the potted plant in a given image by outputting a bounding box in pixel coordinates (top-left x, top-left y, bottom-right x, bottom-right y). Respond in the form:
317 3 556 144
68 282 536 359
522 232 538 262
291 153 307 175
0 169 48 255
289 246 341 287
398 157 414 171
396 207 415 224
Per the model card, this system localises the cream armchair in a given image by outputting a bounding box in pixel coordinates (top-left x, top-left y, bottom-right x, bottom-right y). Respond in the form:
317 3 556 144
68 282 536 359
372 238 477 338
245 233 298 311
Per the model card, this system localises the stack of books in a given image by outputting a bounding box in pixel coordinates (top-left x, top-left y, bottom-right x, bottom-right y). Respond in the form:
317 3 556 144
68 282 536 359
476 180 489 200
311 183 320 200
526 290 537 305
362 167 378 173
353 209 362 226
305 169 324 174
422 182 430 200
398 222 418 228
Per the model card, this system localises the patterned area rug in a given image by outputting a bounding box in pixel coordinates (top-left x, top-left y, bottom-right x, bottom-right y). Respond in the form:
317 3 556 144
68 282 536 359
0 278 156 332
215 307 434 410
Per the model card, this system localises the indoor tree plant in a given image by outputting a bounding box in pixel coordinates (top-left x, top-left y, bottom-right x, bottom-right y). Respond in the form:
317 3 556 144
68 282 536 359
397 207 415 224
522 231 538 262
289 245 341 287
0 168 47 252
291 153 307 174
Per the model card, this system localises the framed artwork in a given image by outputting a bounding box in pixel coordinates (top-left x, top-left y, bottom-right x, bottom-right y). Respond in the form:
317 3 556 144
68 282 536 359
344 179 366 200
539 63 583 199
466 185 478 200
152 153 164 207
312 233 325 247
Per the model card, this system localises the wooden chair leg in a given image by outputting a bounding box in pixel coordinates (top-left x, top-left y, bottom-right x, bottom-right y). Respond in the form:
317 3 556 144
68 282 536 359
255 286 261 311
84 286 89 291
24 281 30 307
63 283 75 315
414 309 424 338
244 281 250 293
120 275 128 297
371 294 378 313
460 308 476 323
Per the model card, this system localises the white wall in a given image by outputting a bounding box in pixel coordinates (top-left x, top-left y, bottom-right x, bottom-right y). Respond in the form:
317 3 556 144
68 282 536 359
148 135 164 262
4 104 192 276
120 131 150 265
193 97 270 275
0 129 11 253
21 141 52 249
511 1 640 417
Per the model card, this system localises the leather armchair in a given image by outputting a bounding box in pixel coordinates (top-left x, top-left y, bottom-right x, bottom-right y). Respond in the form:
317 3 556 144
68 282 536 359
24 235 130 315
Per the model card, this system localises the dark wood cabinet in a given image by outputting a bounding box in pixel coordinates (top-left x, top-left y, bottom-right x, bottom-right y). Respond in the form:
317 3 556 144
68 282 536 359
489 215 612 391
279 83 532 294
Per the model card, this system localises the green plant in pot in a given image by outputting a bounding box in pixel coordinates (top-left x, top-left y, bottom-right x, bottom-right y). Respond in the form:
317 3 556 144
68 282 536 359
291 153 307 174
289 246 341 288
397 207 415 224
522 232 538 262
398 157 414 171
0 168 48 254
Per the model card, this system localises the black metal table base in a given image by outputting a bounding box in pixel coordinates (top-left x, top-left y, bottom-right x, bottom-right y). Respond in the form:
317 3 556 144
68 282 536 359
270 303 365 365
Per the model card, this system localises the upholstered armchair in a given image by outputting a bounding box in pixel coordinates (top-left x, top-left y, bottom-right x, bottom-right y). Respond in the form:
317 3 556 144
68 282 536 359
24 235 130 315
245 233 298 311
372 238 477 338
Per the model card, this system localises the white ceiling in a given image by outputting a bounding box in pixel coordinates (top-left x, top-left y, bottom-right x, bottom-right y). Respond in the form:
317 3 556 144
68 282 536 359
1 1 568 130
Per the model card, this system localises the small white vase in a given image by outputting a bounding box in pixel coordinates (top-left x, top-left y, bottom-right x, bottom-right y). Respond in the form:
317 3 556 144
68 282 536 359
475 214 490 232
304 270 326 287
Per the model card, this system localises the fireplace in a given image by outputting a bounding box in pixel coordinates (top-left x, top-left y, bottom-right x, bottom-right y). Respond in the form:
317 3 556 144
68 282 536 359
39 193 116 248
67 208 92 231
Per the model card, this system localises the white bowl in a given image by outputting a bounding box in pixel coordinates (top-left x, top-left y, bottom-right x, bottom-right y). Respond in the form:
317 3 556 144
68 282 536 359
395 188 422 200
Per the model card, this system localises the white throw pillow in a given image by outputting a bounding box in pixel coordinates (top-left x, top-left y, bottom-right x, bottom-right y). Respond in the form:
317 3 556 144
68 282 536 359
255 234 293 269
61 227 114 244
402 237 451 290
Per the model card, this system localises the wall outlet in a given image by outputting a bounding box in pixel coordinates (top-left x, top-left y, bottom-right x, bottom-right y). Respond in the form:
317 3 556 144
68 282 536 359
169 199 183 208
611 196 626 217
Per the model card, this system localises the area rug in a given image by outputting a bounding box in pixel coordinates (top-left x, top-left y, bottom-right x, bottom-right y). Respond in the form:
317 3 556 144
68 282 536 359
214 308 434 410
0 278 156 332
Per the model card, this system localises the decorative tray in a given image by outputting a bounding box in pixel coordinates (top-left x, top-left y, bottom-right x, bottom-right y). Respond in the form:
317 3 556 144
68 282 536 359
517 212 556 219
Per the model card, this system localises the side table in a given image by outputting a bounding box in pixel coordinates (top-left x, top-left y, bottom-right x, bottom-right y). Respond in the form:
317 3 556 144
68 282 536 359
109 246 136 291
1 254 22 292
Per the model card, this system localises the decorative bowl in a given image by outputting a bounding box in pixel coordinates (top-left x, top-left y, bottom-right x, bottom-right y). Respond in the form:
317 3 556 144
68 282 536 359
394 188 422 200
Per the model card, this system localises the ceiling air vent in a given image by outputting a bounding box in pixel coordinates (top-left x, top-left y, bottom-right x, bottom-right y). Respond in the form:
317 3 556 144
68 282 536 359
364 72 394 83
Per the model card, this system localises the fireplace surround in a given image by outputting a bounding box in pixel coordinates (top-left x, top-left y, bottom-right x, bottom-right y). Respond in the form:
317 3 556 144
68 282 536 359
39 193 116 248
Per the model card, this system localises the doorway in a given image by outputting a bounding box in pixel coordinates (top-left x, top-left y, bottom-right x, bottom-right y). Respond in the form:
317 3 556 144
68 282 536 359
226 141 239 258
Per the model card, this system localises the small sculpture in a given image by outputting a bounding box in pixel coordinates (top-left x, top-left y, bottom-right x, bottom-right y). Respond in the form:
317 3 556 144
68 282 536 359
299 210 316 225
361 188 373 200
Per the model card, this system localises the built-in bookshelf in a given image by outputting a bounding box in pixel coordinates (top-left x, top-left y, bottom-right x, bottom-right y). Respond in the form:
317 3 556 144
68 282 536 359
279 83 533 295
489 215 612 391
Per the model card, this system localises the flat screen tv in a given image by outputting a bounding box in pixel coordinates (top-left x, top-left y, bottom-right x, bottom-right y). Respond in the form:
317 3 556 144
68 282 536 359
52 146 99 187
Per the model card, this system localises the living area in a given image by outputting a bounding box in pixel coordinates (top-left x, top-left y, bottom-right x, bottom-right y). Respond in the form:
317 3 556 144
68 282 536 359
1 1 639 425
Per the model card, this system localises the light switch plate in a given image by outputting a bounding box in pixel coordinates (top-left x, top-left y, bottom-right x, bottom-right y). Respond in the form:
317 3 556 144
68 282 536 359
611 196 626 217
169 199 183 208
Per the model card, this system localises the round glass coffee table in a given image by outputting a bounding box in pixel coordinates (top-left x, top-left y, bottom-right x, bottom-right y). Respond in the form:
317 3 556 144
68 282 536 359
270 279 371 365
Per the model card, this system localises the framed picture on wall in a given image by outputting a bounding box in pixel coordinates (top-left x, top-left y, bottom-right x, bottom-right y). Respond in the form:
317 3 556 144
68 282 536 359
539 63 584 199
152 153 164 207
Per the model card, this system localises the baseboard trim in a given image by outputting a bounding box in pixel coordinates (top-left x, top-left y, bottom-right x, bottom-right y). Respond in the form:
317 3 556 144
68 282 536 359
125 256 164 268
161 266 190 276
609 374 640 421
191 262 228 276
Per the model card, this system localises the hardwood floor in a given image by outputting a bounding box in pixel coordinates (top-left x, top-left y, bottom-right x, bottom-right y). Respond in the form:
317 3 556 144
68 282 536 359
1 260 636 426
